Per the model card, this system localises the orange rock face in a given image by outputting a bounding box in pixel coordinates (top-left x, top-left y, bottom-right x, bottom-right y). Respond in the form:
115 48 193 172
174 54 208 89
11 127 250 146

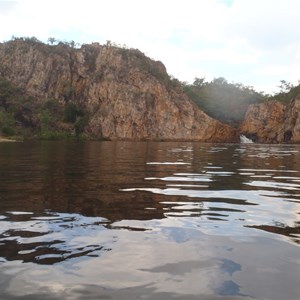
240 96 300 143
0 40 237 142
282 96 300 143
239 101 285 143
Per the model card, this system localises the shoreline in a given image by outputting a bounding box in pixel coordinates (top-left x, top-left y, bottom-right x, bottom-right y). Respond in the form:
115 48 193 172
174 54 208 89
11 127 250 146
0 137 17 142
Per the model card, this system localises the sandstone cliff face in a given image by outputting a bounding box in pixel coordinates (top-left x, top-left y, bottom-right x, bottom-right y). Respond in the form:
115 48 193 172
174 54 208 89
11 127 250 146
239 101 285 143
282 95 300 143
0 39 237 142
240 96 300 143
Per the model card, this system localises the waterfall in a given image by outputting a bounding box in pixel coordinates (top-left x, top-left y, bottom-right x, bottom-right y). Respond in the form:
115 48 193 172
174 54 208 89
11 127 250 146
240 135 253 144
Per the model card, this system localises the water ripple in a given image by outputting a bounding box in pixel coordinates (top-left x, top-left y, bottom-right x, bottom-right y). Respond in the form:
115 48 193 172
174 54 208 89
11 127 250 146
1 142 300 299
121 144 300 244
0 212 113 264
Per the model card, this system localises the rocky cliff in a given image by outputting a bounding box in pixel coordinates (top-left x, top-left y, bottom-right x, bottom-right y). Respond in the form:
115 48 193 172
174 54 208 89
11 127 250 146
240 95 300 143
0 39 237 142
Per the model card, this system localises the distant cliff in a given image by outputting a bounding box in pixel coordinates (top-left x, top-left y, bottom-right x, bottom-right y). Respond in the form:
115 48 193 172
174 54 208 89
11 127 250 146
0 38 237 142
240 95 300 143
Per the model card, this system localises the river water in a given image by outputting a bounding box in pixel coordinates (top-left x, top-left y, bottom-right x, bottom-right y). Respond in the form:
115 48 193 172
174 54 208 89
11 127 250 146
0 141 299 299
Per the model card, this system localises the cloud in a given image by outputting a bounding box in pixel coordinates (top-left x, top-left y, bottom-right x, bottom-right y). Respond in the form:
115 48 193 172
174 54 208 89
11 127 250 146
0 1 18 15
226 0 300 51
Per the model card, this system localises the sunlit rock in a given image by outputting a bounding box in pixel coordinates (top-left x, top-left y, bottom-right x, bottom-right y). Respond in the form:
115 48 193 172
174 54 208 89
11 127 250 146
0 39 237 142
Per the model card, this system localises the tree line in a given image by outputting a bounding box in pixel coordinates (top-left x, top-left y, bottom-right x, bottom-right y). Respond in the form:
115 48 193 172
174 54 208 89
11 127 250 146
182 77 267 126
182 77 300 127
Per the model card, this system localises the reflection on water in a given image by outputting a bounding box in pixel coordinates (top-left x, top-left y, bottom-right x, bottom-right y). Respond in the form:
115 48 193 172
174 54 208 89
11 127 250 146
0 141 300 299
0 211 112 264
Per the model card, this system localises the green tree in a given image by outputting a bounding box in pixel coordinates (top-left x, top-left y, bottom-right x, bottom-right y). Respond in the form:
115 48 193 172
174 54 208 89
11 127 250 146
75 114 89 137
270 80 300 104
0 110 15 136
278 80 293 93
0 77 20 111
64 102 84 123
40 111 50 133
193 77 206 87
48 37 56 45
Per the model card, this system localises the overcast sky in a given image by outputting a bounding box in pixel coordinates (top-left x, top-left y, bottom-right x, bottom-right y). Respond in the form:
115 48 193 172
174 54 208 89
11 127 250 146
0 0 299 94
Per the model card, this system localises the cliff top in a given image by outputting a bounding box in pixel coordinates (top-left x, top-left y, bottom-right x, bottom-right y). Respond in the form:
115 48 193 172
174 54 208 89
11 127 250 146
0 37 237 142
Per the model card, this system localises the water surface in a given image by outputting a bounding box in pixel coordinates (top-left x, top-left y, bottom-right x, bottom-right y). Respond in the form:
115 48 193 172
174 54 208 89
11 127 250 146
0 141 300 299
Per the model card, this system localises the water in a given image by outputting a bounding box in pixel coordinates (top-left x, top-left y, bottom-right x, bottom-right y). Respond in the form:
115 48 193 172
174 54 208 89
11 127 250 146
0 141 300 300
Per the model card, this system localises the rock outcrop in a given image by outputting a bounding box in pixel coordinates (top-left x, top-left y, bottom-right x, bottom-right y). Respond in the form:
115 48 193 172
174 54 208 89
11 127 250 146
282 95 300 143
0 39 237 142
240 95 300 143
239 100 285 143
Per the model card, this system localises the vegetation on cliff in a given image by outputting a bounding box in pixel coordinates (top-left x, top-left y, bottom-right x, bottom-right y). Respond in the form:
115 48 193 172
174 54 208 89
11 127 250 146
182 78 300 128
0 76 88 139
0 76 35 137
268 80 300 104
0 37 238 142
182 77 267 127
0 37 299 141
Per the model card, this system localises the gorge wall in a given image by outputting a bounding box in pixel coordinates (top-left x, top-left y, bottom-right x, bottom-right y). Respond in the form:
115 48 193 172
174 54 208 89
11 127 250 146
240 95 300 143
0 39 237 142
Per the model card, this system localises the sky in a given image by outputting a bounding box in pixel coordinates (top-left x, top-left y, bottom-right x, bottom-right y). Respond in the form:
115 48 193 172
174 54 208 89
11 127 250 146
0 0 300 94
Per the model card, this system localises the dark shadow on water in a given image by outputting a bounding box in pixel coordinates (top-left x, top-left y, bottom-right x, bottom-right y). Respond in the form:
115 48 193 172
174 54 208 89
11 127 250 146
0 211 112 265
246 223 300 244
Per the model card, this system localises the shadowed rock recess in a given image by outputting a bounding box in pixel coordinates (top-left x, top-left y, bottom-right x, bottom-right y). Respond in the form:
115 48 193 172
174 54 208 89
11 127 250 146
0 39 237 142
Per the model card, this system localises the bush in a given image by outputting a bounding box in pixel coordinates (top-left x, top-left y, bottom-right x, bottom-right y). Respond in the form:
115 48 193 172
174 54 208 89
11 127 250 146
43 99 60 112
39 131 74 140
63 102 89 136
75 115 89 136
64 102 84 123
40 111 51 133
2 126 15 136
0 77 20 111
0 110 15 136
